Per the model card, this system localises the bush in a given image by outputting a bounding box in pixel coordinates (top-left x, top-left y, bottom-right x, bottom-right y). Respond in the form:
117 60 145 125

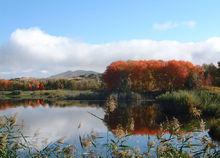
9 90 21 95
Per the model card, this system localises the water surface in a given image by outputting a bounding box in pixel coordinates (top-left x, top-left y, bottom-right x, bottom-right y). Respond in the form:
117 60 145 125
0 99 211 155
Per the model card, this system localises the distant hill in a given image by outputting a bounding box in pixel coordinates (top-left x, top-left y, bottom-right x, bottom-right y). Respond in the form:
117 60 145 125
11 77 37 81
49 70 100 79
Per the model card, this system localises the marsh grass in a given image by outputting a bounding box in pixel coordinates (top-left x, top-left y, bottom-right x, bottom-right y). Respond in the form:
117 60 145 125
156 89 220 119
0 114 220 157
0 115 74 158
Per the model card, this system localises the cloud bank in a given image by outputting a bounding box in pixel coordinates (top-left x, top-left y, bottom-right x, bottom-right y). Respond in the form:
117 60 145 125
0 27 220 78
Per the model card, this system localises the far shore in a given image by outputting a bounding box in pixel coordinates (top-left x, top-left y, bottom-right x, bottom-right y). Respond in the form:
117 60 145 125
0 89 109 101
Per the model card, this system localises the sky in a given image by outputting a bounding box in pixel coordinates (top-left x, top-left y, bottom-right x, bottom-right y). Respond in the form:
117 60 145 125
0 0 220 78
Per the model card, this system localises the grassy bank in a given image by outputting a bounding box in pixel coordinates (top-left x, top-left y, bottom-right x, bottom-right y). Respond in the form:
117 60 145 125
0 90 108 101
156 88 220 119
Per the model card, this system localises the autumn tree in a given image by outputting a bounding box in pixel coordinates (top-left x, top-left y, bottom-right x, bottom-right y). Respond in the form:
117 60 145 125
103 60 206 93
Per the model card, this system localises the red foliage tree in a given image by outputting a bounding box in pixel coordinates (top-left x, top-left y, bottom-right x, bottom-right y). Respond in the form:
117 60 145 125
103 60 206 92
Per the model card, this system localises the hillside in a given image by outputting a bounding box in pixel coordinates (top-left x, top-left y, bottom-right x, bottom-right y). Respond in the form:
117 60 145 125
49 70 100 79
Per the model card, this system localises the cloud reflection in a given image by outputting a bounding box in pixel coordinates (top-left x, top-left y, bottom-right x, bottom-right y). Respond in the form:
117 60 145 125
0 105 106 148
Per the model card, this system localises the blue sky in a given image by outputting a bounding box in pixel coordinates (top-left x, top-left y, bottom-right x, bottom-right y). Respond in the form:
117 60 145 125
0 0 220 78
1 0 220 44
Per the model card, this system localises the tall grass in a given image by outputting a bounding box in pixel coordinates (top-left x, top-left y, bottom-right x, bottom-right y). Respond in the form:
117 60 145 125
196 90 220 118
0 116 74 158
156 89 220 119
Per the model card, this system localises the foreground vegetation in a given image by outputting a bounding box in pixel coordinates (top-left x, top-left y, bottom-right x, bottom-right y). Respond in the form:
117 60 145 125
0 115 220 158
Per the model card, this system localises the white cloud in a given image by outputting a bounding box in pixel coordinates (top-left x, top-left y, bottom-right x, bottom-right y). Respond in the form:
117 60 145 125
153 20 197 31
0 27 220 78
40 70 49 74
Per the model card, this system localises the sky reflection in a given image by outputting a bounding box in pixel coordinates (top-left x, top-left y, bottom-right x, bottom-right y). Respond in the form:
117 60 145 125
0 103 107 148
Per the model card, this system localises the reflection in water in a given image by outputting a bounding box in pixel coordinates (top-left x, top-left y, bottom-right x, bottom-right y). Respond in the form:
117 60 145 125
0 99 103 109
0 100 106 148
0 99 208 152
105 96 118 112
104 100 165 137
0 99 45 110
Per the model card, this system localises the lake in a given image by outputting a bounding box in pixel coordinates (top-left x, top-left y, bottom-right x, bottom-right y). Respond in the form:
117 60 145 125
0 99 215 157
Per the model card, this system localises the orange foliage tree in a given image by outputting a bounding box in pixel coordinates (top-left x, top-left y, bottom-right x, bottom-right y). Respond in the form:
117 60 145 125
28 80 45 91
103 60 206 92
0 79 45 91
0 80 12 90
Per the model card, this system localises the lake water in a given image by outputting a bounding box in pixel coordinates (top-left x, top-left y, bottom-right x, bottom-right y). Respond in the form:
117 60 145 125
0 99 214 156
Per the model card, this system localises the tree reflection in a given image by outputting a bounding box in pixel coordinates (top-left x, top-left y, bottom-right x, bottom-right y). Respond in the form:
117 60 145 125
0 99 102 110
0 99 45 110
104 97 165 136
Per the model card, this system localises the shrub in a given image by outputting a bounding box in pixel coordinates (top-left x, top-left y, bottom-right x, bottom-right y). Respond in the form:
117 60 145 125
9 90 21 95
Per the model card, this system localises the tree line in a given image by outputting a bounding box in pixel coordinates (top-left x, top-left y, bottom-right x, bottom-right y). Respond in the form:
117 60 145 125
0 78 102 91
0 60 220 92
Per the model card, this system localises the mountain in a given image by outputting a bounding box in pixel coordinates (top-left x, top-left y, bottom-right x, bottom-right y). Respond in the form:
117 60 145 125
49 70 100 79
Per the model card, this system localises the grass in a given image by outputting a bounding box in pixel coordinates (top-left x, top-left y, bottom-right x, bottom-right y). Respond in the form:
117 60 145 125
156 90 201 119
156 88 220 119
0 115 76 158
0 90 105 101
203 86 220 94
